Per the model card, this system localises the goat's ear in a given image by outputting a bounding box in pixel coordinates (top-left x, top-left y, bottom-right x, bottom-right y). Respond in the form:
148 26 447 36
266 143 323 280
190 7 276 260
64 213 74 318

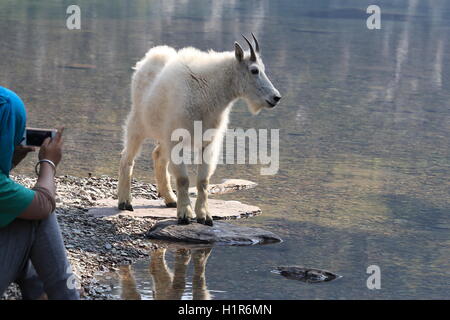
234 42 244 62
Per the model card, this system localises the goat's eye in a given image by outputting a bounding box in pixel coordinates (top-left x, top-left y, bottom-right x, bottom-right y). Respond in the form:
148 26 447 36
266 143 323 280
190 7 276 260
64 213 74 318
251 68 259 75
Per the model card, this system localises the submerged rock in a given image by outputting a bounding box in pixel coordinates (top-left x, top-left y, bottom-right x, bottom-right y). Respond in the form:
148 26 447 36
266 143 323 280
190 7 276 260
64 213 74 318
146 220 282 245
274 266 341 283
58 63 97 70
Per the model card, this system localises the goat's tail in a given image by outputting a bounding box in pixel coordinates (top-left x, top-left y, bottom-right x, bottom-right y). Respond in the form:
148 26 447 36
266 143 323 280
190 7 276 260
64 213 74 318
131 45 177 108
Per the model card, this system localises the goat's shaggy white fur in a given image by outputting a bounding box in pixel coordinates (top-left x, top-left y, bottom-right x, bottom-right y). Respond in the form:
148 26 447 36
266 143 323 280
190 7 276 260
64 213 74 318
118 40 280 225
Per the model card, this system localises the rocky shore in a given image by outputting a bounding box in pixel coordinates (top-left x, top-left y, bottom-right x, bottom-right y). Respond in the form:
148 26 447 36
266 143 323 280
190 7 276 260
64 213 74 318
2 175 161 300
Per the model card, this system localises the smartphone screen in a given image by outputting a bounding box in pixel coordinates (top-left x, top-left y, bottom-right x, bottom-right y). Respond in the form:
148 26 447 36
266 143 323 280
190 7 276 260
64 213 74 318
24 128 56 147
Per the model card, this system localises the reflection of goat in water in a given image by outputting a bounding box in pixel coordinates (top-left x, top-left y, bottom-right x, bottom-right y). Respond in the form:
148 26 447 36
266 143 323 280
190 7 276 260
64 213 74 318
150 248 212 300
117 247 212 300
118 265 141 300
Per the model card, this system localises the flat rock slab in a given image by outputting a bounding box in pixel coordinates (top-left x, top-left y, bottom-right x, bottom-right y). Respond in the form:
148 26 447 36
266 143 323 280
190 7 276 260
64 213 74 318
188 179 257 196
88 198 261 220
146 220 282 245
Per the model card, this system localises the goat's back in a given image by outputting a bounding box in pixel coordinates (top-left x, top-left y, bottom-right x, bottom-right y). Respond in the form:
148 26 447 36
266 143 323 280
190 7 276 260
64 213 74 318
131 45 177 108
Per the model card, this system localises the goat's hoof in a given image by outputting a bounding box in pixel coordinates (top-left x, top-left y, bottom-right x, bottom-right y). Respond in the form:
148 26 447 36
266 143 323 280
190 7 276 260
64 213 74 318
205 218 214 226
166 202 177 208
118 202 134 211
178 217 190 225
197 218 206 225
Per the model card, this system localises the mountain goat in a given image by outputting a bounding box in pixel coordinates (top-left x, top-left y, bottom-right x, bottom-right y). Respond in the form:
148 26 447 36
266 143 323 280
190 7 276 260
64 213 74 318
118 34 281 226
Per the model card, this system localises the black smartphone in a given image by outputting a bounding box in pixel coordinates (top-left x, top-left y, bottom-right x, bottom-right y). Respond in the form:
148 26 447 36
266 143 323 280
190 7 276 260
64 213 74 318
21 128 57 147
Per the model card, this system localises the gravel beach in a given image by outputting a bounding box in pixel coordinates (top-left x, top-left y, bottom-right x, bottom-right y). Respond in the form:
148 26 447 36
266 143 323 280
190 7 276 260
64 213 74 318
2 175 161 300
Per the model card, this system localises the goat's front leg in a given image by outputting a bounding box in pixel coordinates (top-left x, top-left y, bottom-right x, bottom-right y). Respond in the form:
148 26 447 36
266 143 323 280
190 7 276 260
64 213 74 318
195 162 213 226
169 161 195 224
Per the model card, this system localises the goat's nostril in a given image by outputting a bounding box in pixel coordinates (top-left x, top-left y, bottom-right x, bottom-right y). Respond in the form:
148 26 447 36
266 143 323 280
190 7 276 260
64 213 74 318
273 95 281 102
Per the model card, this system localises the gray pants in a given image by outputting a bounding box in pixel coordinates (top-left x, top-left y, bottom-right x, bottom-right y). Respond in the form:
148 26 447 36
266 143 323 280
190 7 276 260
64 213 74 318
0 213 79 300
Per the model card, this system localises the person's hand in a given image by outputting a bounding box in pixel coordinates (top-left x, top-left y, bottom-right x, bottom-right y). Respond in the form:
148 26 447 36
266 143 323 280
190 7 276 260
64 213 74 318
12 145 36 168
38 128 64 166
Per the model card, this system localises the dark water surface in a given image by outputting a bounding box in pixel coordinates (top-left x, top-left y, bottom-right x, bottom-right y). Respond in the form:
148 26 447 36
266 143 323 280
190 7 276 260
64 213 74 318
1 0 449 299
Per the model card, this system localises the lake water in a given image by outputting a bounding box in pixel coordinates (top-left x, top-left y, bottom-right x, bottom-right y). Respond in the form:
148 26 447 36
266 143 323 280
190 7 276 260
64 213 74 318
1 0 449 299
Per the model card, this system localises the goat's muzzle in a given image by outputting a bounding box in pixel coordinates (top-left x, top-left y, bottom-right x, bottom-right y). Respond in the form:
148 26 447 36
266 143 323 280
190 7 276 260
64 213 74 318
266 94 282 108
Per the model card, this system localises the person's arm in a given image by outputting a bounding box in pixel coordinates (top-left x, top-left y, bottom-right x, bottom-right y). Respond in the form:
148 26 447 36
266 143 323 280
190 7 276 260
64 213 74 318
19 163 56 220
19 128 64 220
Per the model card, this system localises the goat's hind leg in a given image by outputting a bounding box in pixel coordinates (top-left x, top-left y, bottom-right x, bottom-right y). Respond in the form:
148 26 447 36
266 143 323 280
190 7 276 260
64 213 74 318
152 144 177 207
118 122 145 211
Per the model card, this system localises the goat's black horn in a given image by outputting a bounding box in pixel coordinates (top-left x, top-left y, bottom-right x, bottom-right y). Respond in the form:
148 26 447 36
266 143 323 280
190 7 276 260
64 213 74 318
242 34 257 62
251 33 260 53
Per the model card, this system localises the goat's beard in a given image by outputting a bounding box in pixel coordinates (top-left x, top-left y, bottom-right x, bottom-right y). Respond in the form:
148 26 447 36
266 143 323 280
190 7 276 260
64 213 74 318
246 99 264 115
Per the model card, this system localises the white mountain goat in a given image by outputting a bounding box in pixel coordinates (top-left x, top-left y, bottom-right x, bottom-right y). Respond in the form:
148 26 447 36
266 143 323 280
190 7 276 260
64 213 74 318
118 34 281 226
